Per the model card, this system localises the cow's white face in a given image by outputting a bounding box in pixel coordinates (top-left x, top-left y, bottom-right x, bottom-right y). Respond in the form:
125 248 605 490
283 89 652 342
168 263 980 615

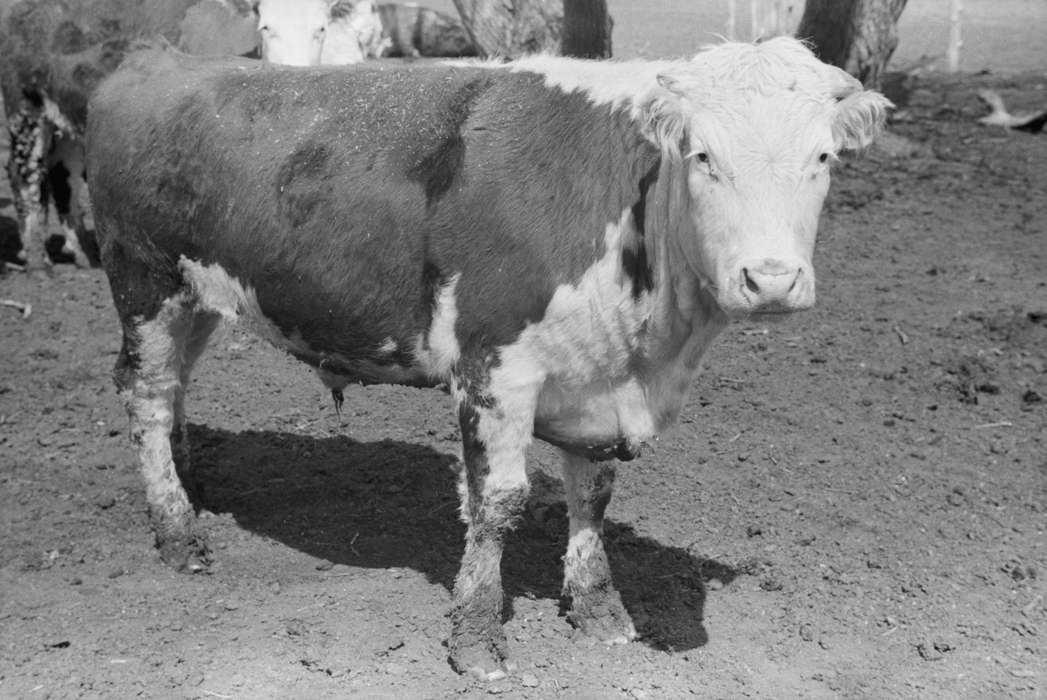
646 38 891 317
254 0 332 66
679 91 835 315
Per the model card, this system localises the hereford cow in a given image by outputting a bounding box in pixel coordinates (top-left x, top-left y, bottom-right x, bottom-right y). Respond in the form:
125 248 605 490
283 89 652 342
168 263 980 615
252 0 370 65
86 39 889 679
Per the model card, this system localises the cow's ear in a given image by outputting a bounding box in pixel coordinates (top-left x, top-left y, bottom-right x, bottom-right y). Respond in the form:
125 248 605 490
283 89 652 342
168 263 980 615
643 74 689 158
833 89 893 151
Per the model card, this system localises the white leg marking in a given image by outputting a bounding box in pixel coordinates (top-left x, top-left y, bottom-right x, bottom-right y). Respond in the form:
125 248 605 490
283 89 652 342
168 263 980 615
417 272 461 380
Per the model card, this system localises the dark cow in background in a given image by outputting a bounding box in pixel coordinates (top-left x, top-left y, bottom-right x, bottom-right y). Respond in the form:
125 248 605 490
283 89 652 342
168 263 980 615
377 2 475 58
0 0 256 272
86 39 889 678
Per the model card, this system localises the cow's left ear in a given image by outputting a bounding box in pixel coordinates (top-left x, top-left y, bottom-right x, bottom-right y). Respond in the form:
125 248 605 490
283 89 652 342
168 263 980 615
641 74 689 158
833 89 893 151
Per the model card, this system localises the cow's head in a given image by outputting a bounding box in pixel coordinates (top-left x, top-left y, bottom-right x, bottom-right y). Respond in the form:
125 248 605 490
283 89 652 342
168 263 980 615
643 37 891 317
253 0 335 66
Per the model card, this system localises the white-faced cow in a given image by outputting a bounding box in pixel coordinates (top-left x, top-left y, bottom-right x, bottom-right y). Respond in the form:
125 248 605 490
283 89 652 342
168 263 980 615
86 38 889 679
252 0 372 66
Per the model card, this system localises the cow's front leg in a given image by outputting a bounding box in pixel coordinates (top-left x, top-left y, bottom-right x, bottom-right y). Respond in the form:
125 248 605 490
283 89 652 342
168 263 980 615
448 393 535 680
561 452 637 643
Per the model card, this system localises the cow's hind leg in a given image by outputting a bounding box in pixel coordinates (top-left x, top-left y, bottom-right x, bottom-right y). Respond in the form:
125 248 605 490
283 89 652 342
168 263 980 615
449 388 537 680
171 312 221 502
560 453 637 643
114 292 211 572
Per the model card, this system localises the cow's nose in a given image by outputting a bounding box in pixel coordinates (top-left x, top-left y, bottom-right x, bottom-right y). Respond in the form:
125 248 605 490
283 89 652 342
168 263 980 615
741 260 804 308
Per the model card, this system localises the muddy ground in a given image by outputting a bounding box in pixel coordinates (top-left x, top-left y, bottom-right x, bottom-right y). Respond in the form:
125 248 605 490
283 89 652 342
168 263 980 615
1 71 1045 699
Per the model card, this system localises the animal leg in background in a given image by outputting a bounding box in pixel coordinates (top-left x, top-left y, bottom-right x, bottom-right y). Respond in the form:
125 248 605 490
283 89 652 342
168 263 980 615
46 135 92 268
7 107 52 273
561 452 637 643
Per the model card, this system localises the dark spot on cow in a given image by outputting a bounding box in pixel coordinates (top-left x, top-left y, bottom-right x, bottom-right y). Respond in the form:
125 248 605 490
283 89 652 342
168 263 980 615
275 142 332 228
52 21 88 54
622 165 658 299
422 260 445 313
72 62 106 92
407 78 488 207
621 246 652 299
408 134 465 207
631 164 658 237
284 141 331 178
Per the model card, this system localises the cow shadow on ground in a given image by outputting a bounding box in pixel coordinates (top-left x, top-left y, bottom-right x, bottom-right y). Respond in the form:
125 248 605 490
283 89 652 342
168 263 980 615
190 424 738 652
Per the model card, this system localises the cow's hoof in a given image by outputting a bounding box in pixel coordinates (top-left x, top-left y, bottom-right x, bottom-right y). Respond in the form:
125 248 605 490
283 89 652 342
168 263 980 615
156 533 211 573
448 635 513 680
565 589 638 644
452 652 515 681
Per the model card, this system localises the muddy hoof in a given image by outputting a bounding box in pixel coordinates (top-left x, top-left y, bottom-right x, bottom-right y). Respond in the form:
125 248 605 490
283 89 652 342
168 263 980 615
156 533 211 573
448 631 512 680
565 589 638 644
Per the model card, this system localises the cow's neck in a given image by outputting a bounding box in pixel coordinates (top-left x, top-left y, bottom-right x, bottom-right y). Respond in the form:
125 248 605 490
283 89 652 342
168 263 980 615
529 156 728 461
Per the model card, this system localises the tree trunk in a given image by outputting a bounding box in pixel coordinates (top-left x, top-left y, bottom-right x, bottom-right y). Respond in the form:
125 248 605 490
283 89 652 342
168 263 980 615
796 0 908 87
562 0 612 58
452 0 562 58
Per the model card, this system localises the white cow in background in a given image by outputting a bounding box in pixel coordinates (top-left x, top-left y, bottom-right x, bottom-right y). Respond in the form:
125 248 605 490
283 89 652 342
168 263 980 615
253 0 383 66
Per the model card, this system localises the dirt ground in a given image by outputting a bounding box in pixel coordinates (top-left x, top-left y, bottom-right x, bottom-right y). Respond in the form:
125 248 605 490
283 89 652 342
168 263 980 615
1 70 1045 699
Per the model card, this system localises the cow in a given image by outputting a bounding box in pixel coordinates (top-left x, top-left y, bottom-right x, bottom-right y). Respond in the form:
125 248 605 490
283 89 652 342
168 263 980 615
252 0 367 66
252 0 474 65
0 0 256 272
376 2 476 58
85 38 889 679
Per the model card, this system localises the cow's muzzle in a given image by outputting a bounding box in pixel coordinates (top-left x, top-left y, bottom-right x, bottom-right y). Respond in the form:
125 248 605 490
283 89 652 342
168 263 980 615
728 258 814 314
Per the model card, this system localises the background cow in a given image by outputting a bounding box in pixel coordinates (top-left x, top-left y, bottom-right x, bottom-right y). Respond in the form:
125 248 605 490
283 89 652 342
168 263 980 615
377 2 475 58
0 0 257 272
86 38 888 678
252 0 475 65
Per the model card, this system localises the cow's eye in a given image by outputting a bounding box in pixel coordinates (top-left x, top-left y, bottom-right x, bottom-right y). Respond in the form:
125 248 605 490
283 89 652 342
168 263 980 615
695 152 710 163
818 153 830 164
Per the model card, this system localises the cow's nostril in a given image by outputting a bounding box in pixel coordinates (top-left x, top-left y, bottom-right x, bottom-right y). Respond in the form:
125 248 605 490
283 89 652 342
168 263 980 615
788 268 801 292
743 268 760 294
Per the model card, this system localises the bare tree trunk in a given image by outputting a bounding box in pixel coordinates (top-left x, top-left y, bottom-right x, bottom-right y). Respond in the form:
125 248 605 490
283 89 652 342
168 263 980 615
796 0 908 87
947 0 963 72
452 0 562 58
726 0 737 39
562 0 612 58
